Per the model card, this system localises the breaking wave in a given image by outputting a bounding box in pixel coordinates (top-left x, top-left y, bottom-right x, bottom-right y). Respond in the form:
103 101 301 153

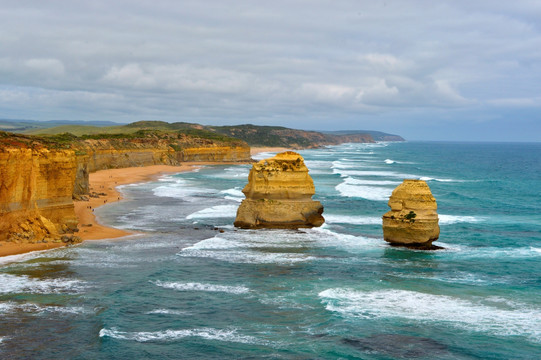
152 280 250 294
186 205 238 219
0 274 88 295
319 288 541 342
99 327 263 344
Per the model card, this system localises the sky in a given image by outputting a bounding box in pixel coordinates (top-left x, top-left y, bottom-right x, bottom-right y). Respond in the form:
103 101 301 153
1 0 540 141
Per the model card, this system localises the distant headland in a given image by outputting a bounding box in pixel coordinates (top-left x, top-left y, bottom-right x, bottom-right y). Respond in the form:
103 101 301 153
0 119 404 148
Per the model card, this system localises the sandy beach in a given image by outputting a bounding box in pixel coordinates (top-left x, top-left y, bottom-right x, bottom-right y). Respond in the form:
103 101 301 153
74 164 197 241
0 151 284 258
0 162 237 258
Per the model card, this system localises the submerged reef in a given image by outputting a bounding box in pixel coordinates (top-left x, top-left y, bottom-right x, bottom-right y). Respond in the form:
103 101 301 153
234 151 324 229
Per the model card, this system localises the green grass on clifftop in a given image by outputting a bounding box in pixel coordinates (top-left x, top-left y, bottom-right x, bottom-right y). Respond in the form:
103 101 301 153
13 120 402 148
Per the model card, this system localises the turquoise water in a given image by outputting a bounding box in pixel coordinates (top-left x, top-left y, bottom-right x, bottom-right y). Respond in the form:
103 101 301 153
1 141 540 359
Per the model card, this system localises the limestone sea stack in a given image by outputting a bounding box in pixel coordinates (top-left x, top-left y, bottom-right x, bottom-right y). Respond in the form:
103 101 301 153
382 179 440 249
234 151 324 229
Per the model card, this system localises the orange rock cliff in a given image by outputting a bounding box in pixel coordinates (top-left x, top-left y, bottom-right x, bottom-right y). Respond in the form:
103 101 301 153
0 132 251 243
234 151 324 229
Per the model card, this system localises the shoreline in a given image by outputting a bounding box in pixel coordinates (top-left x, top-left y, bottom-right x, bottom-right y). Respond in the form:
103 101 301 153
0 161 249 259
75 164 198 241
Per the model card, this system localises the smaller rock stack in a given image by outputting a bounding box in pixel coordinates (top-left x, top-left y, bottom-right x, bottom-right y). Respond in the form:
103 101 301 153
234 151 324 229
382 179 440 249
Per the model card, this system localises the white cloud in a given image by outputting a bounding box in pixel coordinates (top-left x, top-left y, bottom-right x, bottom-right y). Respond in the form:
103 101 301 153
300 83 357 103
0 0 539 140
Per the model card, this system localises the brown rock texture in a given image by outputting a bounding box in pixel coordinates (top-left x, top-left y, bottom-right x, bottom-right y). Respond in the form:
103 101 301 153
382 179 440 248
234 151 324 229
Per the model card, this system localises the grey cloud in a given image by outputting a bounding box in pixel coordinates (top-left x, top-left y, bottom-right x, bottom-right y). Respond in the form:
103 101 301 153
0 0 540 140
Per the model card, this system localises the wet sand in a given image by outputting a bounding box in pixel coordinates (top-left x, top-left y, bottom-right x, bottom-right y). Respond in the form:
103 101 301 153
74 164 196 240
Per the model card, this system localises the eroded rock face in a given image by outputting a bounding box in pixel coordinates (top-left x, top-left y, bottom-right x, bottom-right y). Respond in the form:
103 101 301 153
382 179 440 248
0 133 250 242
0 147 80 243
234 152 324 229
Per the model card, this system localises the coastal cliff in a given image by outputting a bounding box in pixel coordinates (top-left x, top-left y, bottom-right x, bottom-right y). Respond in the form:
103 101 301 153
382 179 440 249
72 136 250 196
234 151 324 229
0 144 79 243
0 131 250 242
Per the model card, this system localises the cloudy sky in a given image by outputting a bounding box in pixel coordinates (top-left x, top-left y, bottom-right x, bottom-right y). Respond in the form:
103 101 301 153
1 0 540 141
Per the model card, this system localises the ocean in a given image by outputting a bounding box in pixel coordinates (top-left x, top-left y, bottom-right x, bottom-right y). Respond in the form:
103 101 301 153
1 141 540 359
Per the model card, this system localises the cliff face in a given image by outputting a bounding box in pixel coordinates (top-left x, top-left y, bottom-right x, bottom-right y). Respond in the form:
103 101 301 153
0 146 79 243
73 138 250 197
0 131 251 242
382 180 440 248
234 151 324 229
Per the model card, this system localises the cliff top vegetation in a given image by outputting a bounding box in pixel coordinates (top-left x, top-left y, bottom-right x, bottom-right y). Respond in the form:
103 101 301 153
0 127 247 152
11 121 390 148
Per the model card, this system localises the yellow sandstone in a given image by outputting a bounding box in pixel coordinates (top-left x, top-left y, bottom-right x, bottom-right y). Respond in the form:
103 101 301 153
382 179 440 248
234 152 324 228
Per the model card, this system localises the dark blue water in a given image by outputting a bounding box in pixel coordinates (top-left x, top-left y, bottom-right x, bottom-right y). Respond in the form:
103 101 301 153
1 142 540 359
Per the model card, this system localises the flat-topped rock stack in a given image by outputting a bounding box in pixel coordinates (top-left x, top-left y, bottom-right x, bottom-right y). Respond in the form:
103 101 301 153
382 179 440 249
234 151 324 229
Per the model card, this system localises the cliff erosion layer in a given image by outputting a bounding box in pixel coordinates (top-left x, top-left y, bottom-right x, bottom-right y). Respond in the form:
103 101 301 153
0 143 79 243
73 135 250 197
382 179 440 249
0 131 251 243
234 151 324 229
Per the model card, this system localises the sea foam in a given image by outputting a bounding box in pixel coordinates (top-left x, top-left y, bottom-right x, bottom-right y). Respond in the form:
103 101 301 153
186 205 238 219
0 274 87 295
179 231 321 264
99 327 262 344
333 169 417 178
439 215 486 225
419 176 464 182
152 280 250 294
0 301 86 315
319 288 541 342
220 188 244 202
210 167 250 179
152 178 213 200
335 177 393 201
324 214 382 225
146 309 191 316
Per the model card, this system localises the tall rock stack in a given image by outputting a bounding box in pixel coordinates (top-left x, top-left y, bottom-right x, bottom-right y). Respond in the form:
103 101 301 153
382 179 440 249
234 151 324 229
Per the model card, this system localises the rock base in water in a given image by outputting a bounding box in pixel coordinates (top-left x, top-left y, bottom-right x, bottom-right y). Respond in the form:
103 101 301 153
234 198 324 229
382 179 440 248
234 151 324 229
